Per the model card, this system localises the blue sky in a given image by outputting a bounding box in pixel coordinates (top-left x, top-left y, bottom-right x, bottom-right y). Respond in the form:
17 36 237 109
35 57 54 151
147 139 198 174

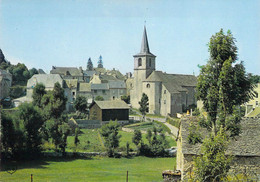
0 0 259 75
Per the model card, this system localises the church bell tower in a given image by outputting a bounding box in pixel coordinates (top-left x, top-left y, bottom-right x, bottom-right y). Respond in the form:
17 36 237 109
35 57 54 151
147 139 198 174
131 26 156 109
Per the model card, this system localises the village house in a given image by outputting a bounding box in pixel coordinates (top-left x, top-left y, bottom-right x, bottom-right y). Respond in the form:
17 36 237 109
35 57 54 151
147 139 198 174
130 27 197 117
89 100 130 124
176 117 260 181
0 69 12 100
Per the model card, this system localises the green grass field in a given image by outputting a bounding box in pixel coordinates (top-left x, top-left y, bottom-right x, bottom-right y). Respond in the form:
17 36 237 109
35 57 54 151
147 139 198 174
43 128 176 153
1 156 176 182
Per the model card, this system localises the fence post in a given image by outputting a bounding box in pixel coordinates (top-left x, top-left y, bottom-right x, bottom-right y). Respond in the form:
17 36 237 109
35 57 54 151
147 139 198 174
126 170 128 182
31 174 33 182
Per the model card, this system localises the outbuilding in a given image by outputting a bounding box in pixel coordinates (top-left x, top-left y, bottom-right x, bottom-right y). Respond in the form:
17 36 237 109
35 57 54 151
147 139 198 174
89 100 130 124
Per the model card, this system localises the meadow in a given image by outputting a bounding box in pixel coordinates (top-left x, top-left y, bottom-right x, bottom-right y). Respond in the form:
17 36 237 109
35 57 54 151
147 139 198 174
1 156 176 182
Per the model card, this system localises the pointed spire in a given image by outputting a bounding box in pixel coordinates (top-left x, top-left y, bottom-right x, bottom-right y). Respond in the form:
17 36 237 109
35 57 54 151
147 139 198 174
140 26 150 54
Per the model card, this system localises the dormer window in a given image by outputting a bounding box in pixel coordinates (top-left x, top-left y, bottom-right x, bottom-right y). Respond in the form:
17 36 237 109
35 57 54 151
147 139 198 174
138 58 142 67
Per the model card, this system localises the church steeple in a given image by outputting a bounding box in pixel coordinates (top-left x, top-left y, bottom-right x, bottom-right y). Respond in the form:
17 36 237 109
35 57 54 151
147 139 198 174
140 26 150 54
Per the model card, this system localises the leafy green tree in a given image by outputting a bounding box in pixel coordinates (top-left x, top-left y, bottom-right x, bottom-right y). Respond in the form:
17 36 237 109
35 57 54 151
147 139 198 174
58 122 71 156
121 95 130 104
32 83 46 108
248 73 260 84
100 121 121 157
196 29 255 136
74 128 80 147
74 95 88 113
41 82 67 119
17 103 44 155
1 112 16 154
146 129 152 144
95 95 104 101
132 129 142 146
193 127 231 182
29 68 38 78
139 93 149 121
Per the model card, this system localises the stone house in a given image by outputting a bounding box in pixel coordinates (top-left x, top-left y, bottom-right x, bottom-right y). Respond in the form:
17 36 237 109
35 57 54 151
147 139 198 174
130 26 197 116
176 117 260 181
89 100 130 124
0 69 12 100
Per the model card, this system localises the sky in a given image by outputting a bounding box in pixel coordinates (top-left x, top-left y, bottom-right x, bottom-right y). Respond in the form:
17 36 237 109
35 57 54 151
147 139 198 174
0 0 260 75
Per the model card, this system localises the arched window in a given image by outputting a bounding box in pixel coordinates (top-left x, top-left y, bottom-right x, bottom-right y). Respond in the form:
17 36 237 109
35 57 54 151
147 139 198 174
138 58 142 67
146 84 150 88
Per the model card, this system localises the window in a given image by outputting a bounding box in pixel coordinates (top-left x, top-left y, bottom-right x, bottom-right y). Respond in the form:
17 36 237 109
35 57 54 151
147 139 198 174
256 101 259 106
72 92 75 96
113 96 115 100
149 58 152 67
94 90 97 94
138 58 142 67
102 90 106 94
146 84 150 88
256 93 258 98
164 90 166 94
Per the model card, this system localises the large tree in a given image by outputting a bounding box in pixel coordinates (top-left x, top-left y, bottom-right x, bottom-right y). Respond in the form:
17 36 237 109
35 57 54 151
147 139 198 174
74 95 88 113
100 121 121 157
139 93 149 121
32 83 46 108
196 29 255 136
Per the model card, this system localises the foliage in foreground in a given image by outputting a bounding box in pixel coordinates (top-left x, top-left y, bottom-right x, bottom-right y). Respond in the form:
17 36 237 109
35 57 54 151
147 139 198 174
100 121 121 157
139 93 149 121
193 127 232 182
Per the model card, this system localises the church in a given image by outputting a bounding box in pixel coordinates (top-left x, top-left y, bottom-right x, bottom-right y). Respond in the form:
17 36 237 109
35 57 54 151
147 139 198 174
130 27 197 117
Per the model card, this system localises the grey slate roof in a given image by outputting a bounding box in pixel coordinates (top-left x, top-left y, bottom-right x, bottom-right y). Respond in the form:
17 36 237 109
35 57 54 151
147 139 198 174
27 74 63 89
64 79 78 88
134 26 156 57
50 67 82 76
94 100 130 110
79 83 91 92
180 117 260 157
145 71 197 93
91 83 109 90
83 70 96 77
108 80 126 89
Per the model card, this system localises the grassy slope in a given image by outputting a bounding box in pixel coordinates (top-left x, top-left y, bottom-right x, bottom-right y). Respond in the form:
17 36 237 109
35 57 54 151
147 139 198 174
1 157 176 182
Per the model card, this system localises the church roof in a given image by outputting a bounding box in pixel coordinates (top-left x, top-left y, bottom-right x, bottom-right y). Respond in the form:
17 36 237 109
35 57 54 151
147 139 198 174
145 71 197 93
180 117 260 157
134 26 156 57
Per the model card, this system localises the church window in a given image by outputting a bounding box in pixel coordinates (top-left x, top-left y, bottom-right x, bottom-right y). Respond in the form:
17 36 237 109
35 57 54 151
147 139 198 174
149 59 152 67
138 58 142 67
146 84 150 88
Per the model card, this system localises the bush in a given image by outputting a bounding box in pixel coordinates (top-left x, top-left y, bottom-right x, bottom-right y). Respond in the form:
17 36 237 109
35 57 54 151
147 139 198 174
166 118 180 128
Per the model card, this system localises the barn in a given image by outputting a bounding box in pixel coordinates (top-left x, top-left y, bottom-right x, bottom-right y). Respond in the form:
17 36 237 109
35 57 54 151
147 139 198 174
89 100 130 124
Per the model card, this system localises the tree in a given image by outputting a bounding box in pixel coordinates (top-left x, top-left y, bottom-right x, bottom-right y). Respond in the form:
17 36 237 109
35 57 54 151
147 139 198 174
100 121 121 157
193 128 231 182
132 129 142 146
95 96 104 101
196 29 255 136
87 57 93 71
74 95 88 113
121 95 130 104
41 82 67 119
32 83 46 108
29 68 38 78
74 128 80 148
139 93 149 121
17 103 44 155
